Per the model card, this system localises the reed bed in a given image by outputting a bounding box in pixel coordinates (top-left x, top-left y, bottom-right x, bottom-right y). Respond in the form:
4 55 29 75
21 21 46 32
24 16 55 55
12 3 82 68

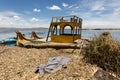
83 32 120 77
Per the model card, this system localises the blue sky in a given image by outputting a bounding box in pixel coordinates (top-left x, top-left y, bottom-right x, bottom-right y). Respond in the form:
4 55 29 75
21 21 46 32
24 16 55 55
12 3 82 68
0 0 120 28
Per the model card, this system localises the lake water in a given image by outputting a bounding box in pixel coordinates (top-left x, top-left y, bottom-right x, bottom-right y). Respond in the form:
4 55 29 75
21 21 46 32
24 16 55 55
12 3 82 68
0 29 120 42
82 30 120 41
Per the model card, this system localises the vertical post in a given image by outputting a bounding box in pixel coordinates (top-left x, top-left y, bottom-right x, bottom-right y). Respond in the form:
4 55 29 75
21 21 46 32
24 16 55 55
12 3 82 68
59 27 61 35
80 27 82 38
62 27 64 34
46 24 52 42
78 27 80 35
56 26 57 35
72 27 75 42
71 29 72 34
75 26 77 35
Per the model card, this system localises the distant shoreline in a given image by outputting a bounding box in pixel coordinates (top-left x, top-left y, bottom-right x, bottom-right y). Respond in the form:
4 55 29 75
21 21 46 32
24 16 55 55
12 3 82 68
0 27 120 31
82 28 120 30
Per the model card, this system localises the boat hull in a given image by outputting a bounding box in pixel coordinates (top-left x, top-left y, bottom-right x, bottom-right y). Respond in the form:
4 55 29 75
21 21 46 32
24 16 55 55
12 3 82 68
0 38 16 44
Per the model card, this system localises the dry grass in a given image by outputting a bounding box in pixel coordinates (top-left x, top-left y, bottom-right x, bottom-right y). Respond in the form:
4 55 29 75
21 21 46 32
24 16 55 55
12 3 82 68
0 46 99 80
83 32 120 77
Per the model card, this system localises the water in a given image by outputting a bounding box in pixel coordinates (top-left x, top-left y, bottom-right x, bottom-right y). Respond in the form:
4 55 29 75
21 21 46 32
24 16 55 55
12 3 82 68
82 30 120 41
0 29 48 40
0 29 120 46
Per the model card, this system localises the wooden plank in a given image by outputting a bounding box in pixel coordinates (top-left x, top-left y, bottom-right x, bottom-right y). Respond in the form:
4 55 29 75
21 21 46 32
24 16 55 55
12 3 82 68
21 43 80 49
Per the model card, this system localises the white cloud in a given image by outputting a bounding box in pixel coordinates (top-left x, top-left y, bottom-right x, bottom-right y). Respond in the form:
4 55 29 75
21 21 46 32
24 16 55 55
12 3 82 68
13 16 21 20
79 0 105 11
1 0 120 28
33 8 41 12
68 5 73 9
63 0 120 28
83 19 120 28
30 17 40 22
113 7 120 15
107 0 120 8
70 11 75 15
62 3 68 7
91 5 105 11
0 11 49 28
75 7 79 9
0 11 21 17
0 11 22 27
46 5 61 10
82 12 120 28
96 12 102 15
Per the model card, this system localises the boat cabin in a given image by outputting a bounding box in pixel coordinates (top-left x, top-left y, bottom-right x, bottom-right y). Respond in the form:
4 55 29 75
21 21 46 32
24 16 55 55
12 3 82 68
46 15 82 43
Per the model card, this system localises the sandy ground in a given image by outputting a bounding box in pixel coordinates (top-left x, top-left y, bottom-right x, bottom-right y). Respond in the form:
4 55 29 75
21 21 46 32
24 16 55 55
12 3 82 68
0 46 100 80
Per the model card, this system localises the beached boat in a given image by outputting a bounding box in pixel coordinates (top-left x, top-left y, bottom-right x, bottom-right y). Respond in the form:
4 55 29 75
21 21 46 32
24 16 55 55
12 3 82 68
31 31 44 39
46 15 82 43
15 31 44 45
15 15 88 49
0 37 16 44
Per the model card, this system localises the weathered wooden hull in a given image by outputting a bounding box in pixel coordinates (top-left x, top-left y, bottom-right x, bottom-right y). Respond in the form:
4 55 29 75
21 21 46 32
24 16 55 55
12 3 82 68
16 31 44 45
15 31 87 49
31 31 44 39
19 43 81 49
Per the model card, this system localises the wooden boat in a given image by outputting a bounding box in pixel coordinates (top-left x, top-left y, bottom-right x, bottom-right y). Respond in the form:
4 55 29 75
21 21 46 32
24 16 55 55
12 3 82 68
15 31 45 45
15 15 88 49
0 37 16 44
46 15 82 43
31 31 44 39
16 31 35 45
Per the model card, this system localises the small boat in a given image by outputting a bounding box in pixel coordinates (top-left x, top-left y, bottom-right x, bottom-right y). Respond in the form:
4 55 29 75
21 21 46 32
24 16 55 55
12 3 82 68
31 31 44 39
0 37 16 44
15 31 45 45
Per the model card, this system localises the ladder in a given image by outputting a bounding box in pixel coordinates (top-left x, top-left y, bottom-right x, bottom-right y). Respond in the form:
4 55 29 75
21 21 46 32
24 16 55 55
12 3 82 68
46 23 52 42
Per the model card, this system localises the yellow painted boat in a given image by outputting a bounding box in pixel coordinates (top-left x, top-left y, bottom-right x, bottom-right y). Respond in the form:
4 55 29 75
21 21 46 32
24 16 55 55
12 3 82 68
46 15 82 43
15 15 86 49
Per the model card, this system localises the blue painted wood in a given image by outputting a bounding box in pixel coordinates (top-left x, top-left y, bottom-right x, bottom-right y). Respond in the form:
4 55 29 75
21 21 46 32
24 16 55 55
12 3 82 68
4 38 16 42
0 38 16 44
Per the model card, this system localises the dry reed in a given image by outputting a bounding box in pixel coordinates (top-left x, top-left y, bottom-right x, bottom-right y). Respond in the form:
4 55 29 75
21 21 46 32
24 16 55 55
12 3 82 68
83 32 120 77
